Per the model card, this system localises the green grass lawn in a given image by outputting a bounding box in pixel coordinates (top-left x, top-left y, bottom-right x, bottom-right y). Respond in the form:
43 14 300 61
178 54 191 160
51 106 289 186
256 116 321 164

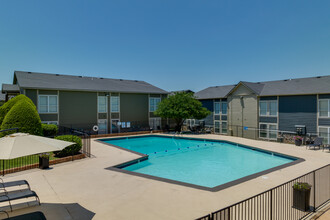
0 153 59 170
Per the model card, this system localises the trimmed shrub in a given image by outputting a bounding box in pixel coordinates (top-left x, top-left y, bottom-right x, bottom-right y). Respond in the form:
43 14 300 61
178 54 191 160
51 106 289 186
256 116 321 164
42 124 59 137
0 100 42 137
54 135 82 157
0 95 35 125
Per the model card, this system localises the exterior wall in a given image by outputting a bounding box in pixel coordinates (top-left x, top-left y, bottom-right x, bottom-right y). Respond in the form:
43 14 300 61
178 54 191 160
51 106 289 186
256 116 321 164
228 85 258 138
25 89 37 106
278 95 317 133
59 91 97 130
120 93 149 124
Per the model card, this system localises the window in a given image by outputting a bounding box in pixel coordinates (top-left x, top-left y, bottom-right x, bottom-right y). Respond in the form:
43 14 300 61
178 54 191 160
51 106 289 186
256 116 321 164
98 119 107 134
38 95 58 113
259 100 277 116
149 97 161 112
319 99 330 117
259 123 277 140
110 96 120 113
149 117 161 130
214 102 220 115
221 102 227 115
221 121 227 134
214 121 220 133
319 127 330 144
98 96 108 113
214 101 227 115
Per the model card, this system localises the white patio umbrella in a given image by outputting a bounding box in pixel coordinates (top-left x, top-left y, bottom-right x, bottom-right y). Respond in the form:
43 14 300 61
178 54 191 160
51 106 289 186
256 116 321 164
0 133 75 159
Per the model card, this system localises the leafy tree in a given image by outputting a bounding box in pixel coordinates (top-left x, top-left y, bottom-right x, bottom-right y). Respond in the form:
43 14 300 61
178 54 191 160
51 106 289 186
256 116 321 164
0 95 35 125
0 100 42 137
155 92 210 131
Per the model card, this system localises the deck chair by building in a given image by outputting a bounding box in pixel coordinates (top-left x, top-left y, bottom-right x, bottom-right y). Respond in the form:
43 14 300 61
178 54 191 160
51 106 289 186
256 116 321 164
307 137 323 150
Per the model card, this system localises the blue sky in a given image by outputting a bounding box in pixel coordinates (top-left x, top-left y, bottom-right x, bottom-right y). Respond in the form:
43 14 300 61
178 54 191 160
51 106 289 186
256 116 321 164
0 0 330 92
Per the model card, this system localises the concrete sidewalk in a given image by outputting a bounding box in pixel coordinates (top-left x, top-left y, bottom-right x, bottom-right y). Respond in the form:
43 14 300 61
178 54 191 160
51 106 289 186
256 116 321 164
0 134 329 220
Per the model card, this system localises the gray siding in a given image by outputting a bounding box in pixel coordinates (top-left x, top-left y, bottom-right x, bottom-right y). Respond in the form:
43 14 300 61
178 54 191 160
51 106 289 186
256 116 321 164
279 95 317 133
260 96 277 101
259 116 277 123
319 94 330 99
319 118 330 126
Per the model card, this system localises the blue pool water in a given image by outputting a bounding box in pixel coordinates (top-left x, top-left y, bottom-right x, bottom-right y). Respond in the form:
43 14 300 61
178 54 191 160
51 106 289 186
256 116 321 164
102 136 295 188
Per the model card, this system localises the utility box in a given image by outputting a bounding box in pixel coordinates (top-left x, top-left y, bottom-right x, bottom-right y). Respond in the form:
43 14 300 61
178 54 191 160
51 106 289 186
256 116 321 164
295 125 306 136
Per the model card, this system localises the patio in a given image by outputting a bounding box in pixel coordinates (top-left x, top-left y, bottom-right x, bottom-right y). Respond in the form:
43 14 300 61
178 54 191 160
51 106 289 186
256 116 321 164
0 134 329 220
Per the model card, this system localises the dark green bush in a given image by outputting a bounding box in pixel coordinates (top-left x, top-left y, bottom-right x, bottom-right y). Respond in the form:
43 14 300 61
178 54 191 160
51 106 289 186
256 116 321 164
42 124 59 137
0 95 35 125
0 100 42 137
54 135 82 157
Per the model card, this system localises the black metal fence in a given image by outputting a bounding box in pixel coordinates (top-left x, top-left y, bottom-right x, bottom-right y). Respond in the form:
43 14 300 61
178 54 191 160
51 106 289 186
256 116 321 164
0 126 91 176
196 164 330 220
57 125 91 157
60 120 166 136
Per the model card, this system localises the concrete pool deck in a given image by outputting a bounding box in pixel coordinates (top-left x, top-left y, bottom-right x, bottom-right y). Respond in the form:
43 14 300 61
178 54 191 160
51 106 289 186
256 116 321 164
0 134 329 220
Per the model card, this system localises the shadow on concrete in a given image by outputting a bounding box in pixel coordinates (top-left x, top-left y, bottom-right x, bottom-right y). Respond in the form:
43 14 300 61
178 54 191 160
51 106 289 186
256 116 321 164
0 202 95 220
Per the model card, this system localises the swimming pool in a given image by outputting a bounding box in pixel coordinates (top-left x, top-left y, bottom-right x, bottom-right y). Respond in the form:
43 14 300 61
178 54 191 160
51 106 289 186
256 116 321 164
101 135 302 191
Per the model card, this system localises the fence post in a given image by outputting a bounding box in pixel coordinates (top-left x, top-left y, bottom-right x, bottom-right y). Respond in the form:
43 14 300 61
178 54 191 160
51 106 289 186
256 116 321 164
313 171 316 212
270 190 273 220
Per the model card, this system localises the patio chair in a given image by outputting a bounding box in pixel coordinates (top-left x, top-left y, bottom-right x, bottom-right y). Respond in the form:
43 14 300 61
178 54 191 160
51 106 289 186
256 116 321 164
306 137 323 150
0 210 46 220
0 178 30 193
0 189 40 211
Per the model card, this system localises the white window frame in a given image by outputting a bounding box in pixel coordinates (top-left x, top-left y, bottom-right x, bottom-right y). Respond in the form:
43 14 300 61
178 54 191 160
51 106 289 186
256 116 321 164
318 126 330 145
259 123 278 140
259 100 278 117
149 117 161 130
318 99 330 118
38 95 58 113
110 96 120 113
220 121 227 134
214 102 220 115
149 97 161 112
221 101 227 115
98 96 108 113
41 121 58 125
214 120 220 134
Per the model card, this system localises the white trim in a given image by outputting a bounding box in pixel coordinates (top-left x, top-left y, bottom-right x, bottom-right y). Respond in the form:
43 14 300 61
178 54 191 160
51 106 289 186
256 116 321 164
318 98 330 118
318 126 330 144
149 97 161 112
110 95 120 113
259 122 278 140
38 94 58 114
259 100 278 117
97 95 108 113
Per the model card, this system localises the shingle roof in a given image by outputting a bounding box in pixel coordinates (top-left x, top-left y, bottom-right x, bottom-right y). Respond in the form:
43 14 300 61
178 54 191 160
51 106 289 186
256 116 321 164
2 84 20 93
196 75 330 99
195 85 235 99
14 71 168 94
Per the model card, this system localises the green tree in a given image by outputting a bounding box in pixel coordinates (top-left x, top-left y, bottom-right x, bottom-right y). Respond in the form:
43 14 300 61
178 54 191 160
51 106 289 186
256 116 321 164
155 92 210 131
1 100 42 137
0 95 35 125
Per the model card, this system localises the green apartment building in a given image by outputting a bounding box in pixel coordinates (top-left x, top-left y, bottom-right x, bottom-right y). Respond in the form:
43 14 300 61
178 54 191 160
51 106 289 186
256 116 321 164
2 71 168 133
